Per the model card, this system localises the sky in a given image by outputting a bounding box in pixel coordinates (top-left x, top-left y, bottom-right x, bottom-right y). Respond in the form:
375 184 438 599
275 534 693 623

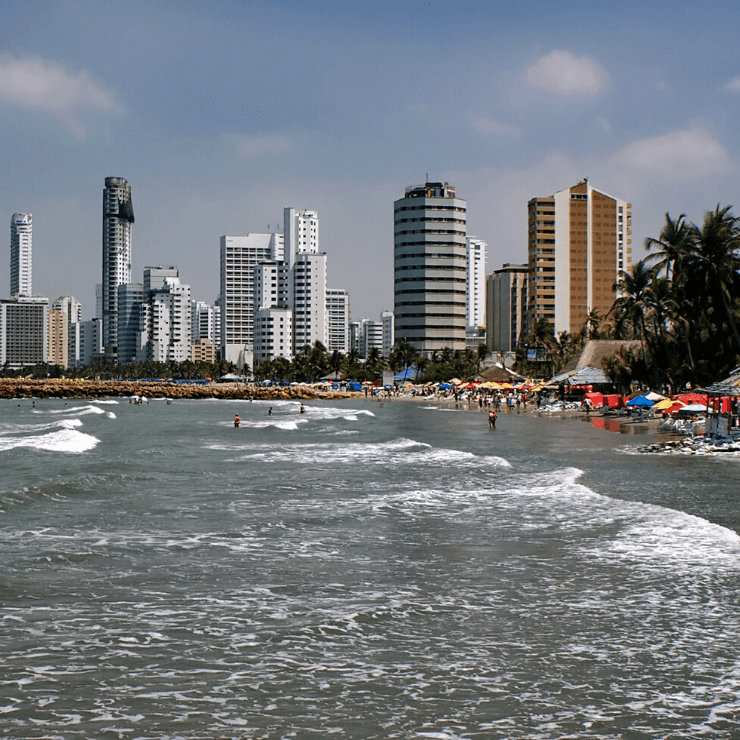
2 0 740 321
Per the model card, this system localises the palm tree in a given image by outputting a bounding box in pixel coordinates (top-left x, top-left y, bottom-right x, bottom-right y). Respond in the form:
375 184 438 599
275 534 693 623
611 259 654 368
644 212 692 280
684 205 740 354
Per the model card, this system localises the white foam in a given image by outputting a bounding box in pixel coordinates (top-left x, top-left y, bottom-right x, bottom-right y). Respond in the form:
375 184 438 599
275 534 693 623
43 405 106 417
0 427 99 453
91 399 119 405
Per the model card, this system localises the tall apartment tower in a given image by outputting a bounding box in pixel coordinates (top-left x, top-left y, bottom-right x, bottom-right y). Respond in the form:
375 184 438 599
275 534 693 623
102 177 134 357
487 264 528 353
527 180 631 337
394 182 468 354
219 231 283 368
10 213 32 297
466 237 487 329
284 208 327 351
326 288 349 354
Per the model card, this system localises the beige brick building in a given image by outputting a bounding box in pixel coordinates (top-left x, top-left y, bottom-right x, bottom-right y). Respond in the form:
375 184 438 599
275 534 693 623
527 180 631 337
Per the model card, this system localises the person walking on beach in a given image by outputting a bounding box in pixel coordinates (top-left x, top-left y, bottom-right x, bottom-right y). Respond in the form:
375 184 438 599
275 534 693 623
234 413 240 428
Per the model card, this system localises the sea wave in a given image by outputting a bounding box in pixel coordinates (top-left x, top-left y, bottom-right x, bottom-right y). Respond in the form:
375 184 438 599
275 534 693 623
0 428 99 453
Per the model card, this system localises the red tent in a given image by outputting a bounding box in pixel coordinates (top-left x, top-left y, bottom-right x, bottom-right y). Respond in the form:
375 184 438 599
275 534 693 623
676 392 709 405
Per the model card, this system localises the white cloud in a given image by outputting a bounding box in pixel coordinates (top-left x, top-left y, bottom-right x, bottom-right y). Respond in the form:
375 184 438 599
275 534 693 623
616 127 728 181
525 50 609 98
471 115 520 137
0 55 122 136
722 76 740 92
234 134 291 158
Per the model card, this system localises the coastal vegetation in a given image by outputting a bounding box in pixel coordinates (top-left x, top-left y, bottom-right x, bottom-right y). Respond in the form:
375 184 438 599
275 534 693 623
516 205 740 390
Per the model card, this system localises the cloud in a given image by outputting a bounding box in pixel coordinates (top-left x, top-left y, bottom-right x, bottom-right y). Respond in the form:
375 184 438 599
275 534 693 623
471 115 520 137
234 134 291 158
525 50 609 98
616 127 728 181
722 76 740 92
0 55 122 136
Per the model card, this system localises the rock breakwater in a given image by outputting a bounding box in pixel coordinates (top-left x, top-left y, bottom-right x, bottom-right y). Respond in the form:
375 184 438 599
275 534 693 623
0 379 356 402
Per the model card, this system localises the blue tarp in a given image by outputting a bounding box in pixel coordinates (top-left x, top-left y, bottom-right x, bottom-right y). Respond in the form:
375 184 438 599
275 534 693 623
347 381 362 391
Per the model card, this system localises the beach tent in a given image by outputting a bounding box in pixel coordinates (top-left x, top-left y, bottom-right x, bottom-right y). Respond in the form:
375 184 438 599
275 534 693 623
676 392 709 405
394 367 416 381
626 394 655 408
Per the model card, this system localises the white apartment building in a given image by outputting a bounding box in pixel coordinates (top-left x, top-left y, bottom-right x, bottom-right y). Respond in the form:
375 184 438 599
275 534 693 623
52 295 82 325
220 231 283 368
10 213 32 297
466 237 487 329
394 182 468 354
137 270 191 363
326 288 349 354
102 177 134 356
0 296 48 368
254 308 293 364
70 318 103 368
191 300 221 344
381 310 394 357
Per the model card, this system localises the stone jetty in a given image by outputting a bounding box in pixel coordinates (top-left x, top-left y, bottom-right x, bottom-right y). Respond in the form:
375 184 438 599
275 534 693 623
0 378 357 402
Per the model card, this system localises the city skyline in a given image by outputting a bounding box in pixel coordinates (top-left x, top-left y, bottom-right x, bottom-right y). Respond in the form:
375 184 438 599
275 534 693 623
1 1 740 321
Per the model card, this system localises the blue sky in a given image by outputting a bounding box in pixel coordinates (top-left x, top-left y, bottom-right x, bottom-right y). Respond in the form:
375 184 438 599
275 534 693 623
2 0 740 320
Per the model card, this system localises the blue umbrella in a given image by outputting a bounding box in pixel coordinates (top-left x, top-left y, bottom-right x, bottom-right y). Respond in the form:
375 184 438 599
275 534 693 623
626 394 655 408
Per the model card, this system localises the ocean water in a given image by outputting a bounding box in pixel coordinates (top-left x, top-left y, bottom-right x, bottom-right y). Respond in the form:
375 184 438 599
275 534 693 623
1 396 739 740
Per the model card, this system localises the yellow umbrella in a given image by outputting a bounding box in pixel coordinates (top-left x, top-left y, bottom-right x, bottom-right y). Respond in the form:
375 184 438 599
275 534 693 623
652 398 684 411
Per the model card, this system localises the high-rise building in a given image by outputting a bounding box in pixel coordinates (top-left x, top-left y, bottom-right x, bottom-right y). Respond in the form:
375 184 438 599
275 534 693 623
136 267 191 363
326 288 349 354
0 296 48 368
527 180 631 336
102 177 134 357
191 300 221 344
284 208 326 351
381 310 394 357
47 309 68 367
466 237 487 329
10 213 32 298
487 264 528 353
116 283 144 364
394 181 468 354
69 318 103 369
219 231 283 368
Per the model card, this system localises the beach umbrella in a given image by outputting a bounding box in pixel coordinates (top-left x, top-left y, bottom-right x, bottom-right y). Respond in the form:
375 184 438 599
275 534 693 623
679 403 708 414
645 391 666 401
626 394 655 408
676 392 709 405
652 398 681 411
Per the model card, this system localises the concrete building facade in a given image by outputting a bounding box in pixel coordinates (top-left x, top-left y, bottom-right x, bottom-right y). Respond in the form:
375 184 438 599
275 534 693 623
0 296 48 368
527 181 632 336
326 288 349 354
394 182 468 354
219 231 283 368
486 264 528 353
102 177 134 357
466 237 487 329
10 213 32 298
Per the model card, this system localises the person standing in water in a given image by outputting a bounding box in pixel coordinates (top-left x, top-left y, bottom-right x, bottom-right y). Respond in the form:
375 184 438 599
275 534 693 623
488 409 497 428
234 414 240 428
268 407 272 416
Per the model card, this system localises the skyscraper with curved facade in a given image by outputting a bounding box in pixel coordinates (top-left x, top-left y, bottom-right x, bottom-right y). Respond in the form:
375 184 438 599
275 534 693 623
393 181 467 354
102 177 134 357
10 212 32 298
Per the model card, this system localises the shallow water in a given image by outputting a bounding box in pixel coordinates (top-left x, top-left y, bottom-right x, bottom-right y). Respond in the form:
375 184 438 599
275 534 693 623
1 397 739 739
